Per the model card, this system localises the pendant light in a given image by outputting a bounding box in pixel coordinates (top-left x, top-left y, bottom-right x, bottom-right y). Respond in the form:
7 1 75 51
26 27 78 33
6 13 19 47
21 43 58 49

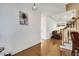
32 3 37 11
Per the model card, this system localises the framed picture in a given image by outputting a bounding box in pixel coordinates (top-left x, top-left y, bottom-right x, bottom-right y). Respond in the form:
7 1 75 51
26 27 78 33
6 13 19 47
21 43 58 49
19 11 28 25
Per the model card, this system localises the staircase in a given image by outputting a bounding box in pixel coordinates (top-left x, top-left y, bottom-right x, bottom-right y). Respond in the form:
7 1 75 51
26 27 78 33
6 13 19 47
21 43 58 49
60 40 72 50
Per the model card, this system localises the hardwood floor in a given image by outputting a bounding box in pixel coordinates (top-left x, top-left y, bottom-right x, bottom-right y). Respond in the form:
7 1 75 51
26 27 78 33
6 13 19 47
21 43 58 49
41 39 72 56
14 43 41 56
14 39 72 56
60 48 72 56
41 39 61 56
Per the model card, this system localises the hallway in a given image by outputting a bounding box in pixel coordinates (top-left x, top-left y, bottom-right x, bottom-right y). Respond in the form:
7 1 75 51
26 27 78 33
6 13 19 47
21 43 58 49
0 3 79 56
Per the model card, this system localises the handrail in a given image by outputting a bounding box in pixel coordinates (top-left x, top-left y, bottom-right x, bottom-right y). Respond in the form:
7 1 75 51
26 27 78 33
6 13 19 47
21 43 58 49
62 17 79 30
61 17 79 44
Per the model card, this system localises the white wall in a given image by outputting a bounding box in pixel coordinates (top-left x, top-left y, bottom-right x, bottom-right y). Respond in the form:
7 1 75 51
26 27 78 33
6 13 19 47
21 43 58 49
47 17 58 39
41 13 48 39
0 4 41 55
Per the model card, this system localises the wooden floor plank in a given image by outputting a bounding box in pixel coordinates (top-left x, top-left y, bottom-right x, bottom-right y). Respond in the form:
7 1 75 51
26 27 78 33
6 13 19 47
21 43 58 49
14 39 71 56
41 39 61 56
14 43 41 56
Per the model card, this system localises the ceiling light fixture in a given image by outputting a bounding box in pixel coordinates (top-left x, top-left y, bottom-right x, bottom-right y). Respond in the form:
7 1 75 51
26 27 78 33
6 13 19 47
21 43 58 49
32 3 37 11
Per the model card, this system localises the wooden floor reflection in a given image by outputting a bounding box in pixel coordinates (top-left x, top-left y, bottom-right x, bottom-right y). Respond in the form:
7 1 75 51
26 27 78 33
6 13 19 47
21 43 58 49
14 39 71 56
41 39 62 56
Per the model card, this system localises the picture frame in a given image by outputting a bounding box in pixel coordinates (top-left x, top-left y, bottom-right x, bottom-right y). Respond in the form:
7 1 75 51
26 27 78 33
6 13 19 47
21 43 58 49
19 11 28 25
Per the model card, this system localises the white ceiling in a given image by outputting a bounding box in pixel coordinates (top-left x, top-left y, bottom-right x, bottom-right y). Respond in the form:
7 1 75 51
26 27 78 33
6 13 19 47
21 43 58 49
0 3 67 23
38 3 66 15
0 3 66 15
51 9 76 23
